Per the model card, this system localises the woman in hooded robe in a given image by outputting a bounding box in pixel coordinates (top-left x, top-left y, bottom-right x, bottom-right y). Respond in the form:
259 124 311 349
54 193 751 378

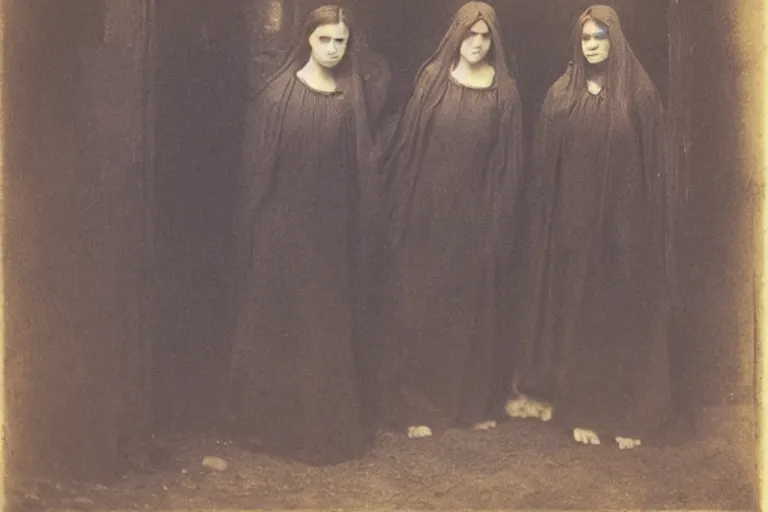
374 1 524 438
228 4 382 465
509 5 674 449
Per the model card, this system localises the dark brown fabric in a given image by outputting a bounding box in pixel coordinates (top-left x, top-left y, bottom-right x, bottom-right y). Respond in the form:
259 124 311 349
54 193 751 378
373 1 524 430
516 5 674 440
230 6 380 465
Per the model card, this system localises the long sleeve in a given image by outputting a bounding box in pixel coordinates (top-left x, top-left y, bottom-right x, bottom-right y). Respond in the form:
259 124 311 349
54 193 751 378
488 81 524 260
634 87 672 277
381 65 440 250
234 80 289 298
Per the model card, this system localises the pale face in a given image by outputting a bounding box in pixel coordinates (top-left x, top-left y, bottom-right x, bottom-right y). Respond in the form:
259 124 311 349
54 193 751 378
581 19 611 65
308 22 349 69
459 19 492 65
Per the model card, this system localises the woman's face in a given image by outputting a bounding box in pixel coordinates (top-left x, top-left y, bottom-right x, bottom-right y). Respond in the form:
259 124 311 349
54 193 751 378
581 19 611 65
308 21 349 69
459 19 492 65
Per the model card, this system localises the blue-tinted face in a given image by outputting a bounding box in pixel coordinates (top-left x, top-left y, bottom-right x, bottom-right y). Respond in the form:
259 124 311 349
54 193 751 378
581 19 610 65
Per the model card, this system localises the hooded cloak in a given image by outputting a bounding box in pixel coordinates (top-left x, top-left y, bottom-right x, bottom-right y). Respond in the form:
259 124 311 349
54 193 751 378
229 4 380 465
515 5 675 440
374 1 524 430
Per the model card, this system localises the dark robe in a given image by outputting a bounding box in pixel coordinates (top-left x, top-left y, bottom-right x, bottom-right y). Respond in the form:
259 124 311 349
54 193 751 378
518 71 672 440
230 70 372 465
351 50 394 430
377 64 524 430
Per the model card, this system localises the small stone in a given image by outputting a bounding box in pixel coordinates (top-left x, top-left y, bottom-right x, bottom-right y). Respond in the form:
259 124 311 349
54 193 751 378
201 456 228 471
407 425 433 439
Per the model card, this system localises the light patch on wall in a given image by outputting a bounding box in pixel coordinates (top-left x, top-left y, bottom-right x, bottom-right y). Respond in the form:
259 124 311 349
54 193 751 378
263 0 284 34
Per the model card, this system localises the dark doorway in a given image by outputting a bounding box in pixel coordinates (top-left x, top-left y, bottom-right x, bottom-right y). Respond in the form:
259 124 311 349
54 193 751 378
150 0 249 430
148 0 673 431
146 0 723 435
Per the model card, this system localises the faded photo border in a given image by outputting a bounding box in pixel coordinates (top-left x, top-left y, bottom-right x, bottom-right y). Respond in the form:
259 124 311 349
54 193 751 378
0 0 765 510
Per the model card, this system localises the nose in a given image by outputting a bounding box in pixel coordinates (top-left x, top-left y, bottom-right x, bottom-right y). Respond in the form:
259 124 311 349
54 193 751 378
471 34 483 47
328 41 338 55
585 38 599 50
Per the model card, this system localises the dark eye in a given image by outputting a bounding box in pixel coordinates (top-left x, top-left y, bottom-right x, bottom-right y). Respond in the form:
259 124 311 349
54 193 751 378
319 36 331 43
335 38 346 44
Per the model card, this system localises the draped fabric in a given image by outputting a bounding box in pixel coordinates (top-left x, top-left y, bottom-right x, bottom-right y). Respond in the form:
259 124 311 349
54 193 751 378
515 5 675 440
230 5 384 465
373 2 524 430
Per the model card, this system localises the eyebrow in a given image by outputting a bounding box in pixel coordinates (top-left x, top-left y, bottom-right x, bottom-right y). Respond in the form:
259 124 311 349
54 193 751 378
468 25 490 36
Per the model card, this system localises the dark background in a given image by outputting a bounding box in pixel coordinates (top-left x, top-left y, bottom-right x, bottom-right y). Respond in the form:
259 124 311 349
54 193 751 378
4 0 757 481
150 0 675 432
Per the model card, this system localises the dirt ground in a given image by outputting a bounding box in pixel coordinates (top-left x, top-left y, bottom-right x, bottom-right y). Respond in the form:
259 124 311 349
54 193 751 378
7 404 757 511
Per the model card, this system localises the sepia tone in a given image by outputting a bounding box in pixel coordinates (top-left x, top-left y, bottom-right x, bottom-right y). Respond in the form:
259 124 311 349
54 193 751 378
1 0 762 510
